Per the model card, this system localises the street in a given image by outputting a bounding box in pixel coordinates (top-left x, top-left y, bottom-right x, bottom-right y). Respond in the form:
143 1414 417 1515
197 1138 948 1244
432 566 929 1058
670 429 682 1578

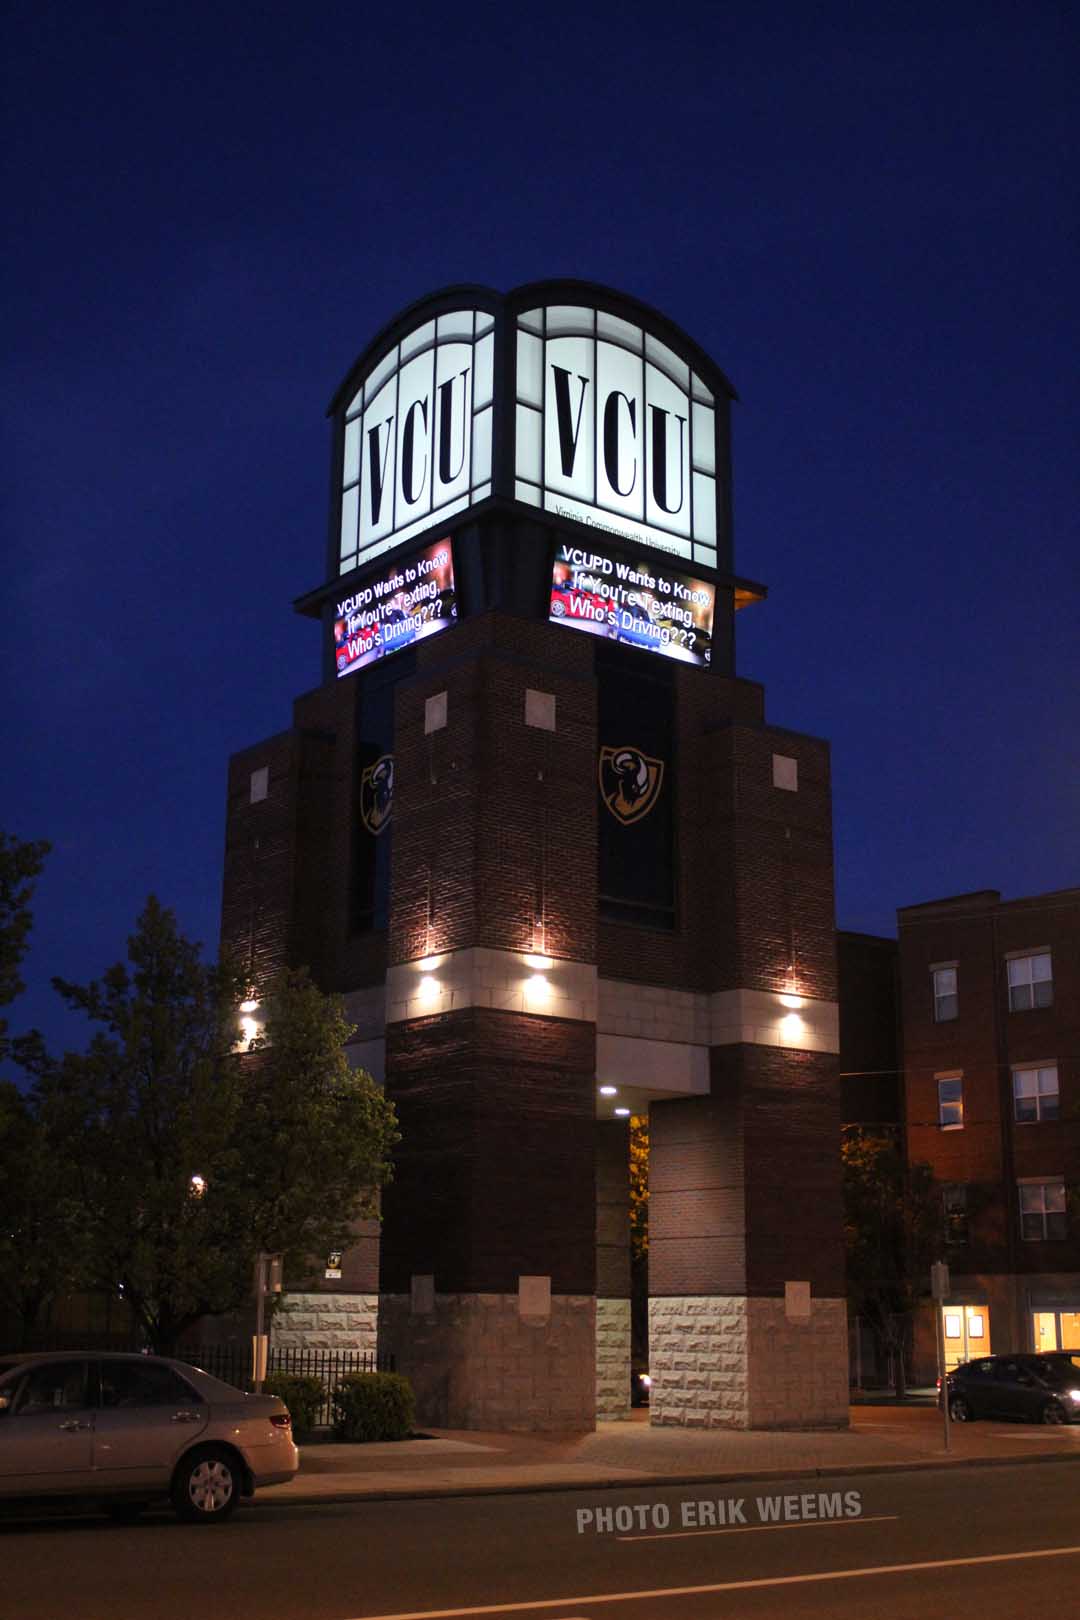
2 1458 1079 1620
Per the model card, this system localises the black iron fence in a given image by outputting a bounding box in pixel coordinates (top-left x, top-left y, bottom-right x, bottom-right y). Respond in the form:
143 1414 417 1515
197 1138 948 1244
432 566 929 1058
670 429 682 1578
180 1344 396 1428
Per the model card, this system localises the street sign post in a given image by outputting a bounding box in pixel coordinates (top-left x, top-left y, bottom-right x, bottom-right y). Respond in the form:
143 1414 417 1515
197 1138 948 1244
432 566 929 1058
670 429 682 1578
252 1251 283 1392
931 1261 951 1451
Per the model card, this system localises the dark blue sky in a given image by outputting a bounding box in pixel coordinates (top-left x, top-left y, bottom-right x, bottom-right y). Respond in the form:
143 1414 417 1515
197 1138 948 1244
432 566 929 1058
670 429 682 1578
4 0 1077 1051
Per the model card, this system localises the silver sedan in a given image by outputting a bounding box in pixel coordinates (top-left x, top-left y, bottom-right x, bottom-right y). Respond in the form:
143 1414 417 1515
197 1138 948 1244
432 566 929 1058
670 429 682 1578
0 1351 298 1523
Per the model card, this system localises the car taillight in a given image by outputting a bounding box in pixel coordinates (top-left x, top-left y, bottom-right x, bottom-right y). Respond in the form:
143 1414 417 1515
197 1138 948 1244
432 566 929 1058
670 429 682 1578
270 1412 291 1428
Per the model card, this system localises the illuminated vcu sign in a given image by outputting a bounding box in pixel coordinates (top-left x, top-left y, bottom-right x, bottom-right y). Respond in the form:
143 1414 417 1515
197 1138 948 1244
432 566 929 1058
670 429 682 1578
339 309 495 574
330 284 733 582
513 305 720 569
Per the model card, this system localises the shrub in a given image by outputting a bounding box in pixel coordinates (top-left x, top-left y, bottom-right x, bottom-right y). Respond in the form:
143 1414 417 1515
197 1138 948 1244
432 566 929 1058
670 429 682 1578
332 1371 415 1442
264 1373 326 1434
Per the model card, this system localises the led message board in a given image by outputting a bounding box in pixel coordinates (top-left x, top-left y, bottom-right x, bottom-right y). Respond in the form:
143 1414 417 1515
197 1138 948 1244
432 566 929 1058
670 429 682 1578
334 538 456 678
515 305 719 570
339 310 494 576
548 541 714 666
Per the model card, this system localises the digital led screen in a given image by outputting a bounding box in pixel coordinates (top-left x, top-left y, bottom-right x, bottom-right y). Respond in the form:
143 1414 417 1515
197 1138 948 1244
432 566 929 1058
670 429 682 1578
334 538 456 678
548 541 714 666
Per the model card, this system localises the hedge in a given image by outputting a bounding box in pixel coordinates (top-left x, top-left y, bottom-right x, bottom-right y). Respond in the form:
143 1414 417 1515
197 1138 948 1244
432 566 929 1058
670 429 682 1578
332 1371 415 1442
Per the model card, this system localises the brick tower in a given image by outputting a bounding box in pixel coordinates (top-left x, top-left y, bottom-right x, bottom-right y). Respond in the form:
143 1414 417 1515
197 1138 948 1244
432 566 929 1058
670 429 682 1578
221 282 848 1430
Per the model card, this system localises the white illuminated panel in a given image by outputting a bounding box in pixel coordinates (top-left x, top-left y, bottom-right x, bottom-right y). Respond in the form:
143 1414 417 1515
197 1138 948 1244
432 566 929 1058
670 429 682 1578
514 307 720 567
340 310 493 576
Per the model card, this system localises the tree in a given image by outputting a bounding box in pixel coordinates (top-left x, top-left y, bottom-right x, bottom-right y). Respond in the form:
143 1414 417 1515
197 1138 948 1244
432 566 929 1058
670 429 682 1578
0 832 77 1345
31 898 398 1352
0 831 50 1063
0 1081 88 1344
629 1115 649 1378
842 1130 947 1398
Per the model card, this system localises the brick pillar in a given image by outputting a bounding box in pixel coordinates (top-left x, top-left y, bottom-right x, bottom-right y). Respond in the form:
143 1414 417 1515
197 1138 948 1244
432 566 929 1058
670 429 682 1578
647 721 848 1429
376 617 601 1431
595 1119 632 1419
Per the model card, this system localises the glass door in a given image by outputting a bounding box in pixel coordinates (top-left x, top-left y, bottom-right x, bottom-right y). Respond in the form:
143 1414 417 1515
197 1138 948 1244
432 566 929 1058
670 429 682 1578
942 1303 991 1370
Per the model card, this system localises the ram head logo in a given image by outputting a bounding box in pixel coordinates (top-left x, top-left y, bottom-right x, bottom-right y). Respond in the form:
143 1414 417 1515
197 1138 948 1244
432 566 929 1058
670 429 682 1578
598 745 665 825
359 754 394 836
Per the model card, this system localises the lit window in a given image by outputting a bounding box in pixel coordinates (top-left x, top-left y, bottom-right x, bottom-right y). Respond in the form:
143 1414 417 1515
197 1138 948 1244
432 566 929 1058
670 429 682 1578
1013 1064 1059 1124
1007 952 1053 1012
937 1074 964 1129
1019 1179 1067 1242
932 965 958 1023
943 1184 968 1246
944 1313 962 1339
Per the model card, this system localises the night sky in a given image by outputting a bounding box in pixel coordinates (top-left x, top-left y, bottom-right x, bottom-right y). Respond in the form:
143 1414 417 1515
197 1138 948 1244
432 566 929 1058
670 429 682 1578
5 1 1077 1053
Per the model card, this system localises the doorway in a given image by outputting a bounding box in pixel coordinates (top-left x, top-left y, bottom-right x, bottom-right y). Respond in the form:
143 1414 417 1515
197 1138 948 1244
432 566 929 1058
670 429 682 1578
1031 1310 1080 1353
942 1303 991 1370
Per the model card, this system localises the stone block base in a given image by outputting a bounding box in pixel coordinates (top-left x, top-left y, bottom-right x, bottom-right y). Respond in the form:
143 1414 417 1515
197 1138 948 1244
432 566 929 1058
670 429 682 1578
596 1297 631 1419
649 1295 849 1429
379 1292 596 1431
272 1291 379 1353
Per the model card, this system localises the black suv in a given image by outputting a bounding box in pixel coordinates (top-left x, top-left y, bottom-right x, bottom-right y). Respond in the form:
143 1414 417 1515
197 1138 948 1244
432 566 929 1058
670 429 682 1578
943 1353 1080 1424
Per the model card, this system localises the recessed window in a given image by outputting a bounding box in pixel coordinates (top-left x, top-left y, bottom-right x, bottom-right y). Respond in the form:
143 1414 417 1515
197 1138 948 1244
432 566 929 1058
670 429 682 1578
1013 1064 1059 1123
937 1074 964 1129
943 1184 969 1246
1019 1179 1067 1242
1007 952 1053 1012
932 965 958 1023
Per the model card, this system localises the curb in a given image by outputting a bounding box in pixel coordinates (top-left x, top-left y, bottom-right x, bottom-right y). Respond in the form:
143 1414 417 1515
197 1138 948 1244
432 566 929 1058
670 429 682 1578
254 1448 1080 1508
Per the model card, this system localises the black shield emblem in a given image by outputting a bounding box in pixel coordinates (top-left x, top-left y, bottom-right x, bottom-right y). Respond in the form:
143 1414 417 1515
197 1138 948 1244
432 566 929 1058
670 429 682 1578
359 754 394 836
598 746 664 825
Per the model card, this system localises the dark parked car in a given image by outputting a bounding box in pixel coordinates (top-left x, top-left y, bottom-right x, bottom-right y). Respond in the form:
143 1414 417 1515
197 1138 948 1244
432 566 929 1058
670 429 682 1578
0 1352 298 1522
942 1353 1080 1425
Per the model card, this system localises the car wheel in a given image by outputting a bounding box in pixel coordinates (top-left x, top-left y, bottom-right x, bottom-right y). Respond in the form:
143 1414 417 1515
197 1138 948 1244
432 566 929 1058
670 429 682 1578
948 1395 973 1422
171 1447 241 1523
106 1500 151 1524
1041 1400 1067 1425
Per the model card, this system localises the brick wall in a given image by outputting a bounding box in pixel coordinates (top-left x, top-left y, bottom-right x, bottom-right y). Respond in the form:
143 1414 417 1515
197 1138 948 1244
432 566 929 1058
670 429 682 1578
650 1045 844 1300
381 1008 596 1295
389 613 598 967
899 887 1080 1277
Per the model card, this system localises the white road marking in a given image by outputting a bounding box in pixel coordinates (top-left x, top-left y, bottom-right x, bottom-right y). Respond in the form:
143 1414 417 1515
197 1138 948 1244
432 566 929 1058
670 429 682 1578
350 1542 1080 1619
617 1513 899 1541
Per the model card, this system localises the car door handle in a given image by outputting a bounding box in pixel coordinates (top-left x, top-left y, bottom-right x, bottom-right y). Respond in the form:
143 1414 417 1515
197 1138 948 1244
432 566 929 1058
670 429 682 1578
171 1411 201 1423
58 1419 92 1431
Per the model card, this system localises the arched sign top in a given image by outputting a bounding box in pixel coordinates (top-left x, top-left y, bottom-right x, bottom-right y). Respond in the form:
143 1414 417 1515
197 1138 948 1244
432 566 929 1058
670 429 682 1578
328 282 737 581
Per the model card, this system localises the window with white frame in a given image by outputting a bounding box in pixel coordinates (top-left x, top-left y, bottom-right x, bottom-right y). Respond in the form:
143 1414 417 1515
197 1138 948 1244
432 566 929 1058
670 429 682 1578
1013 1063 1060 1123
937 1074 964 1129
1018 1178 1067 1241
932 964 958 1022
1007 951 1053 1012
943 1183 968 1246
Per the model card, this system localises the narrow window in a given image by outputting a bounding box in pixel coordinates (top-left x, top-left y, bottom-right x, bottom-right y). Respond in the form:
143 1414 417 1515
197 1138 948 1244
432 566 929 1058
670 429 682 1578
937 1074 964 1130
932 965 958 1022
943 1184 968 1246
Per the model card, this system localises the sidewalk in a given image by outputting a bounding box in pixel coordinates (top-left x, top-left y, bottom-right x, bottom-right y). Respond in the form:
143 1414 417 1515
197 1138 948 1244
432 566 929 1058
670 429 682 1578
258 1404 1080 1506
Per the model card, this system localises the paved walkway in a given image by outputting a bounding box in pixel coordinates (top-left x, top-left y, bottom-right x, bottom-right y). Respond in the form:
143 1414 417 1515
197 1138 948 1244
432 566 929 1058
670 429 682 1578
259 1404 1080 1505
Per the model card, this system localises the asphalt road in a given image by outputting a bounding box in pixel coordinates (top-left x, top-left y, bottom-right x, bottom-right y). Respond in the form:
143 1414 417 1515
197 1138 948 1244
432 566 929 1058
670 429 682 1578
3 1459 1079 1620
